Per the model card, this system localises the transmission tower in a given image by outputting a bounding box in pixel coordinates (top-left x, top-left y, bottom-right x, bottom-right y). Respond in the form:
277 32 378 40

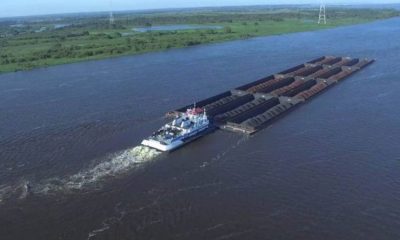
318 2 327 24
109 0 115 25
109 11 115 25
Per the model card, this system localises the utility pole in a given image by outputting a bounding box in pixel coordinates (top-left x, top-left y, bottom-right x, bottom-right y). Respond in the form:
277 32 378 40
318 2 327 25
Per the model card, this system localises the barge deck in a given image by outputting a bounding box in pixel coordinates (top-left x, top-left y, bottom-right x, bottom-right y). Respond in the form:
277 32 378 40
167 56 374 135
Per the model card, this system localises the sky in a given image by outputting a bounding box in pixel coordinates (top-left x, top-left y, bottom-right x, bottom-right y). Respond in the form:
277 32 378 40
1 0 399 18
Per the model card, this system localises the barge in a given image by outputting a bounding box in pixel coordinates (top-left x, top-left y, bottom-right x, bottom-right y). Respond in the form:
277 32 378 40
143 56 374 150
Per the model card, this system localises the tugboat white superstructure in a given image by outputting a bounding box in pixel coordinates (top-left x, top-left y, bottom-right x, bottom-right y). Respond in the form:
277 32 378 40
141 107 210 152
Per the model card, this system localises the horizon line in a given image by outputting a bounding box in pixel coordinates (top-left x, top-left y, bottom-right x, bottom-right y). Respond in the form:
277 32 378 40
0 2 398 20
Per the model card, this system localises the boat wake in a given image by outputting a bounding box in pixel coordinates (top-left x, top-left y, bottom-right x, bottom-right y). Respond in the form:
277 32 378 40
35 146 162 195
0 179 31 204
0 146 161 203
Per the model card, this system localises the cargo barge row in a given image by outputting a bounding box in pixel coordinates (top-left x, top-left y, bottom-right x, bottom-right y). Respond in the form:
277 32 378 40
166 56 374 135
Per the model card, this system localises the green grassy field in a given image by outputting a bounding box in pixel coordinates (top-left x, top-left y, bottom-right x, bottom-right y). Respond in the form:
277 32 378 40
0 7 398 73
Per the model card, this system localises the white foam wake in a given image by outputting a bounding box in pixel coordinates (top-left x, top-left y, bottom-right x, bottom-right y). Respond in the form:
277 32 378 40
0 146 161 203
0 179 31 204
35 146 161 195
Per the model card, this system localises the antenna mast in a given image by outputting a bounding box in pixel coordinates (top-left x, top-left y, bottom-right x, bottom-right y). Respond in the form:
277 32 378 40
318 2 327 24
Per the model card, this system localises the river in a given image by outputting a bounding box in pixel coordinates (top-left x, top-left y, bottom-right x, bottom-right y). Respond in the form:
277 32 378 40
1 17 400 239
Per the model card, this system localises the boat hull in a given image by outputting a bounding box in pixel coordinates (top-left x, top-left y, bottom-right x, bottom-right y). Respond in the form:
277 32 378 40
141 139 183 152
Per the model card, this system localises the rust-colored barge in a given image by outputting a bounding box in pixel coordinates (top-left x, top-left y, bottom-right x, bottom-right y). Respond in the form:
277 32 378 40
167 56 374 135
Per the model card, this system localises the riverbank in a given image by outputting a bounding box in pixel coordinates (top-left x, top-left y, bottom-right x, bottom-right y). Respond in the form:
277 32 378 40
0 7 398 73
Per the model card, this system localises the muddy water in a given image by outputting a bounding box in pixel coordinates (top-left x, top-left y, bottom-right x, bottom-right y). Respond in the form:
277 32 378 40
1 18 400 240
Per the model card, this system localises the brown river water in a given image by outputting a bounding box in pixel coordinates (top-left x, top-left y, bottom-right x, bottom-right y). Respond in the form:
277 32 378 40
1 17 400 240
